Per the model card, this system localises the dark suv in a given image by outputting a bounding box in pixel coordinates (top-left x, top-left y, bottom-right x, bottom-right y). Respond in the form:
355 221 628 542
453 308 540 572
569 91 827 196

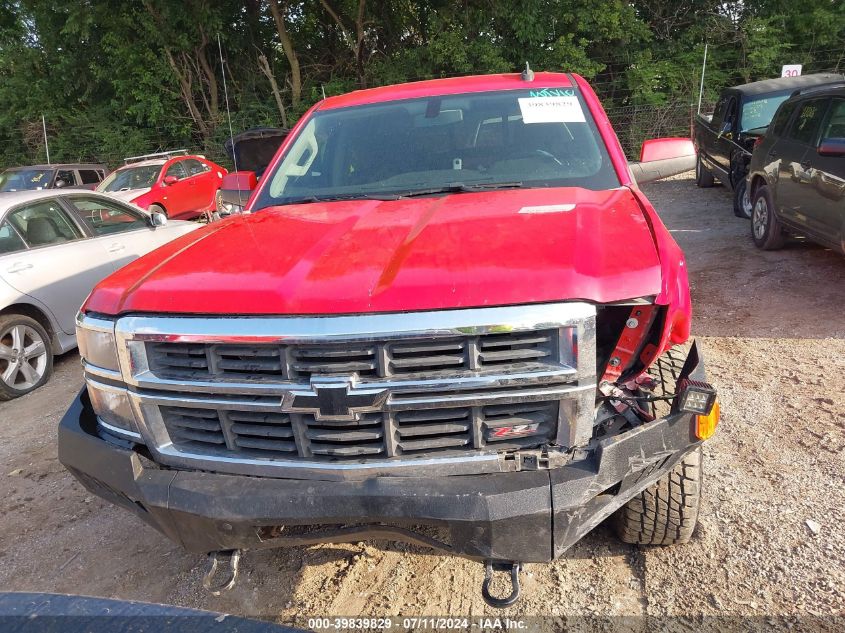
748 84 845 253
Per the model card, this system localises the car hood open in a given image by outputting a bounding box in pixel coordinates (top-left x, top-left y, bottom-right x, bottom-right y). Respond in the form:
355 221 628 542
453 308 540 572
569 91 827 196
84 187 663 316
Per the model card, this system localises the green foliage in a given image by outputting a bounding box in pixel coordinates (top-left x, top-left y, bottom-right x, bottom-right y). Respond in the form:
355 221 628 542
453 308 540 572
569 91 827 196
0 0 842 168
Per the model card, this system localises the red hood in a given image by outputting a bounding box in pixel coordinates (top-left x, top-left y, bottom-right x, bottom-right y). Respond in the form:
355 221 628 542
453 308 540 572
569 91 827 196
84 187 664 316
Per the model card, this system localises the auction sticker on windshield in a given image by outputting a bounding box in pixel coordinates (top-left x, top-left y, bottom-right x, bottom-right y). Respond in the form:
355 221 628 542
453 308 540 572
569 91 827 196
518 96 585 124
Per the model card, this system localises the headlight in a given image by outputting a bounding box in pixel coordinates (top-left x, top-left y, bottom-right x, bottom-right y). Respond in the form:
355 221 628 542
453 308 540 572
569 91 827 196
87 381 140 438
76 312 120 372
77 313 141 441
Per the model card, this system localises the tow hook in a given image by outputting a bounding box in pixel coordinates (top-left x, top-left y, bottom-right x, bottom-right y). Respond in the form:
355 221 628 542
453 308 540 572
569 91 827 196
481 561 522 608
202 549 242 595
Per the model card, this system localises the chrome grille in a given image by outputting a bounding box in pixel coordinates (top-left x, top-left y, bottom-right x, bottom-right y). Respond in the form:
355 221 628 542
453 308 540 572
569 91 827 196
160 401 559 461
108 303 598 479
145 328 560 382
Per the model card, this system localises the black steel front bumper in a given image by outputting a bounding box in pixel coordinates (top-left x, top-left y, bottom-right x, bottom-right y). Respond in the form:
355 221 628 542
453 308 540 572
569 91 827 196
59 346 707 563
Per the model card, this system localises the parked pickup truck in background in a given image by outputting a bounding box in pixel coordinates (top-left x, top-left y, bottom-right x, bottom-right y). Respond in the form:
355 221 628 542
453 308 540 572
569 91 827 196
61 72 719 608
693 73 843 218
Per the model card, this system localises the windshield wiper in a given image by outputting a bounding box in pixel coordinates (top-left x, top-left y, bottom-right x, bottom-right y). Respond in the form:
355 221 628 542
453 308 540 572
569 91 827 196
281 192 402 205
396 182 525 198
278 182 525 206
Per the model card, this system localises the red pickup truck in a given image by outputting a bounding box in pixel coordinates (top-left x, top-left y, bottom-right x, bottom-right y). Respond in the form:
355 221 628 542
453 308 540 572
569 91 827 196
60 72 718 607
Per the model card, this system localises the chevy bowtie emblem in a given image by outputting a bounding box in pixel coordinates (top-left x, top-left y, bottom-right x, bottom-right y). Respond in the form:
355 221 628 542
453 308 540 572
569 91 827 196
285 378 389 421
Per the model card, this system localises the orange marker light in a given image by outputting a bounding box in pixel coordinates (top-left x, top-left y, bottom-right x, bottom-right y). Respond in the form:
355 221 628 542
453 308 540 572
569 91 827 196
695 400 720 440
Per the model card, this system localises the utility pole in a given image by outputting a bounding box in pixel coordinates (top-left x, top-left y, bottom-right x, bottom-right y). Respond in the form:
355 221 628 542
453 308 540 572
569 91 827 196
42 114 50 164
217 34 238 175
697 43 708 114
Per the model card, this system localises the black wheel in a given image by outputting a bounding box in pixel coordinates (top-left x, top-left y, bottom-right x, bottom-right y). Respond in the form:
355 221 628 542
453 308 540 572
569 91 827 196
615 447 702 546
695 154 714 188
0 314 53 400
149 203 167 218
751 185 785 250
733 178 752 219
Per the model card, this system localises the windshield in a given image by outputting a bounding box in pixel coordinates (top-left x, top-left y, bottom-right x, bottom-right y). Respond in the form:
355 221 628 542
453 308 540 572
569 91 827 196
98 165 161 192
741 93 792 131
253 88 619 209
0 169 54 192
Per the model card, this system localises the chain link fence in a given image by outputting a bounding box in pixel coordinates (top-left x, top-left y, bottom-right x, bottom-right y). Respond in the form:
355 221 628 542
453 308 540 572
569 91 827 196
604 102 698 160
5 97 721 171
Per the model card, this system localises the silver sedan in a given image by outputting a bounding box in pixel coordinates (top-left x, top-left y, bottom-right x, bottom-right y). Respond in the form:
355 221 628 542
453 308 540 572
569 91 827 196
0 189 200 399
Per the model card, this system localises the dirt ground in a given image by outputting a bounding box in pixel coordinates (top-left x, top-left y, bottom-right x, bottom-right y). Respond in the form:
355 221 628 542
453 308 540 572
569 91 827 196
0 173 843 630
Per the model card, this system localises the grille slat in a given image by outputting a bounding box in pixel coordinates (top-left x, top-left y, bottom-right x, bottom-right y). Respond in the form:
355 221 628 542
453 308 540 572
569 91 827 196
478 348 551 362
389 354 466 369
291 360 378 374
289 345 378 379
480 334 552 348
388 338 467 375
306 428 384 442
389 341 465 354
230 423 294 438
171 428 226 445
395 408 472 453
397 422 471 437
310 444 385 457
234 436 297 452
168 416 221 432
399 435 471 452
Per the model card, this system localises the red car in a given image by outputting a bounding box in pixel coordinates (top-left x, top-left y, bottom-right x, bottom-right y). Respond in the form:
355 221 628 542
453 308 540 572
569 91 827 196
97 151 227 220
64 72 717 607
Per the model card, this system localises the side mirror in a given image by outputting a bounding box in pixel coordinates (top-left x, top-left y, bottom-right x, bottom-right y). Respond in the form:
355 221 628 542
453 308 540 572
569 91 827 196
217 171 258 216
221 171 257 193
163 175 178 185
150 211 168 227
717 120 733 139
818 138 845 157
54 179 68 189
629 138 696 184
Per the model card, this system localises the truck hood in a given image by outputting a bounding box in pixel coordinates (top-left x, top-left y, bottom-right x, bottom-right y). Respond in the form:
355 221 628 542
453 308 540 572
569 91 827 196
85 187 664 316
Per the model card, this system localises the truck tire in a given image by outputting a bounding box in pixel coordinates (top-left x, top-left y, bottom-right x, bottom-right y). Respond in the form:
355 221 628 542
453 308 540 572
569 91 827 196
732 178 752 219
0 313 54 401
751 185 785 250
614 447 702 546
695 155 714 188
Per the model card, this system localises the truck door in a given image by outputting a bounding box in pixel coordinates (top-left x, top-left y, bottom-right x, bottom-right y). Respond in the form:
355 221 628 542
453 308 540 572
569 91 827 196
775 98 830 228
712 96 738 177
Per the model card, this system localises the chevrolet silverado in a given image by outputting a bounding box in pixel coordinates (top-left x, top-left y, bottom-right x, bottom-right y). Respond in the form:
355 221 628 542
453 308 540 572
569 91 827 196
60 71 719 607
